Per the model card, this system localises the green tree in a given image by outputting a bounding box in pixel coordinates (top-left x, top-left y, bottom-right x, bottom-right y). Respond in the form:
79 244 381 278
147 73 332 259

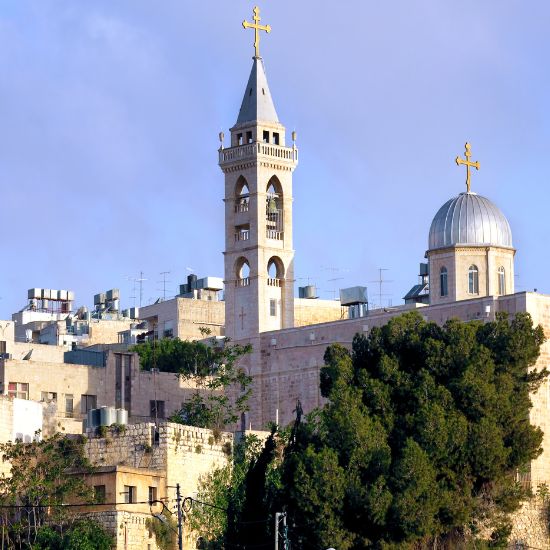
188 431 286 548
0 433 112 549
277 312 546 548
32 520 113 550
159 338 253 430
132 336 219 375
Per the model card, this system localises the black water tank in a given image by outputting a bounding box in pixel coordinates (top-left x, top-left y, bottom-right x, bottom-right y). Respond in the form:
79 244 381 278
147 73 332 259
187 274 198 290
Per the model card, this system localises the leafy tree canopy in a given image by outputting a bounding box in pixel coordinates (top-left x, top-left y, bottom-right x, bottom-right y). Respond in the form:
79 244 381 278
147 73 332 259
278 311 547 549
32 520 113 550
133 336 253 430
0 433 112 549
132 335 219 374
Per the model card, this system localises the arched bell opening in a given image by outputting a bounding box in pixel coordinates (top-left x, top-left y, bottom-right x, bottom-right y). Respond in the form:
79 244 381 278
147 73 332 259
235 257 251 287
235 176 250 213
267 256 285 287
266 176 283 240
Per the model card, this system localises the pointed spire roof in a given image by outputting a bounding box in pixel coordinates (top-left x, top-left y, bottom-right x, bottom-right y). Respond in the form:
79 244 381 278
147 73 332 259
236 57 279 125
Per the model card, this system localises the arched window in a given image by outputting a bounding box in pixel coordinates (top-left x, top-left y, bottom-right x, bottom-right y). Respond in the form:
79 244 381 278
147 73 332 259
266 177 283 239
440 266 448 297
235 257 250 287
235 176 250 213
498 266 505 295
468 265 479 294
267 257 284 287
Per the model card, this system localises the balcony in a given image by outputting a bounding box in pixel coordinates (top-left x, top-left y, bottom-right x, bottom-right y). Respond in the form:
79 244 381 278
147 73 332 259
235 230 250 242
266 229 283 240
219 142 298 167
235 278 250 288
267 278 282 287
235 201 250 213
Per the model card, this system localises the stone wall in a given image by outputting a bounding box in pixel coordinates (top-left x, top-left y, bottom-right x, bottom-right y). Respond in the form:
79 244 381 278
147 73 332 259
294 297 347 327
84 422 232 550
139 297 225 342
86 510 162 550
0 397 14 477
509 497 550 549
85 422 232 500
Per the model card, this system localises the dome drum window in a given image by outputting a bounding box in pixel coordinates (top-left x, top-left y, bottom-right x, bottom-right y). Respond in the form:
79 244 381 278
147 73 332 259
468 265 479 295
440 267 448 297
498 266 506 295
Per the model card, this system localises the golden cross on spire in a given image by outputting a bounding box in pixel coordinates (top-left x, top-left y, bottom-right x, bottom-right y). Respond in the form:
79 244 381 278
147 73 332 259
455 142 480 193
242 6 271 58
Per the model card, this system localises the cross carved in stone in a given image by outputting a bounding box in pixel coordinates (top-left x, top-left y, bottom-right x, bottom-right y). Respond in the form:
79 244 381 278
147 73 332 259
239 307 247 330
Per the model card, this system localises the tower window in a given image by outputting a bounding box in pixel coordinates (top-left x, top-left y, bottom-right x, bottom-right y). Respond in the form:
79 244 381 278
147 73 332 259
249 88 252 96
273 133 280 145
235 257 251 287
262 88 265 95
440 266 448 297
263 131 270 143
498 266 505 295
237 133 243 146
468 265 479 294
246 131 253 143
270 299 277 316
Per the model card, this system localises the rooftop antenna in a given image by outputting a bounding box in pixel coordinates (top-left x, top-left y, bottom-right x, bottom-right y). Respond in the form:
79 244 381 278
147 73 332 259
157 271 172 301
327 277 344 300
321 265 349 300
136 271 147 307
369 268 393 309
124 275 138 307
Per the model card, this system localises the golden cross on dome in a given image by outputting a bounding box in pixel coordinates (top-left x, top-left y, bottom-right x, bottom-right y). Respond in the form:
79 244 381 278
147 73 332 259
455 142 480 193
242 6 271 58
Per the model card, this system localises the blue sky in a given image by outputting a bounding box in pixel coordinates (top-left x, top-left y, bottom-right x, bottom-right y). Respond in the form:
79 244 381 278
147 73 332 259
1 1 549 317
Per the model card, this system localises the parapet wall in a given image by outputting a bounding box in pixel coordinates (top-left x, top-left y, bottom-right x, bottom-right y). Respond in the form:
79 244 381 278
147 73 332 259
85 422 233 500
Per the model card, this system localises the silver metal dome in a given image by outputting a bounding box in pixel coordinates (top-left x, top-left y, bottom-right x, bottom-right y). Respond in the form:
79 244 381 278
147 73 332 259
428 192 513 250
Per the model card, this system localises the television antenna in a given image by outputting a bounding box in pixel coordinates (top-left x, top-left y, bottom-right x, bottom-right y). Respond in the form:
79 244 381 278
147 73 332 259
157 271 172 301
369 268 393 309
125 272 147 307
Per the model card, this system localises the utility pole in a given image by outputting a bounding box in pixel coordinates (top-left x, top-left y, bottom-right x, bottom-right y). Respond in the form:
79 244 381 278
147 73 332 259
275 512 288 550
176 483 183 550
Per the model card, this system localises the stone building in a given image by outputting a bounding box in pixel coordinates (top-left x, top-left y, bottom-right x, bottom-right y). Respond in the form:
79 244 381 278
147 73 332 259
210 11 550 547
80 422 232 550
0 351 210 434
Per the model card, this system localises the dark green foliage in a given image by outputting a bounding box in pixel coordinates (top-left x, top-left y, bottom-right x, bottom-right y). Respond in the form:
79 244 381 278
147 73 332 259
33 520 114 550
188 432 287 548
0 434 111 549
132 337 219 375
165 339 253 430
279 312 546 549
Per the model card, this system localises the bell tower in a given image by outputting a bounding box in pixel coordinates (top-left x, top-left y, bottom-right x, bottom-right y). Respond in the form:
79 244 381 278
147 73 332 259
219 7 298 341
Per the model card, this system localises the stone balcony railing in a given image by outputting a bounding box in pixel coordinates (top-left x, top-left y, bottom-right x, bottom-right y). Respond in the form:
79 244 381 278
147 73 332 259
219 142 298 166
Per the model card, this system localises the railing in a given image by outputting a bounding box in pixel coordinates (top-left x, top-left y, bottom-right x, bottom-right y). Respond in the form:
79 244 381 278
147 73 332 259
235 230 250 242
235 278 250 288
267 278 282 287
219 142 298 165
266 229 283 240
235 201 250 213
